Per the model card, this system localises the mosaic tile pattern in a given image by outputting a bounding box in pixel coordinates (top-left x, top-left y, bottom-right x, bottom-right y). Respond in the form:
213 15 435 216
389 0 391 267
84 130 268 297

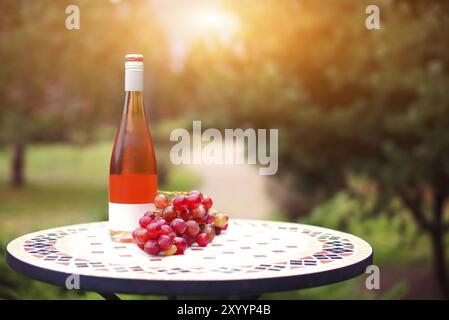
7 219 372 281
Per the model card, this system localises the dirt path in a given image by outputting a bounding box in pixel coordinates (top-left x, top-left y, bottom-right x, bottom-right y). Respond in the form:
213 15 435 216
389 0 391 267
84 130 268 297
182 142 276 220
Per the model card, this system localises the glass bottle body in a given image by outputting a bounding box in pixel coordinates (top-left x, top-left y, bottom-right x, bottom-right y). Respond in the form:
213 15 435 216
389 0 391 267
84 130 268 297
109 91 157 242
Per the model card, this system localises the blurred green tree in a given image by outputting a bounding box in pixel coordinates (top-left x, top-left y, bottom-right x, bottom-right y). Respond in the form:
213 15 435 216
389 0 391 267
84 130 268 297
0 0 169 187
179 0 449 297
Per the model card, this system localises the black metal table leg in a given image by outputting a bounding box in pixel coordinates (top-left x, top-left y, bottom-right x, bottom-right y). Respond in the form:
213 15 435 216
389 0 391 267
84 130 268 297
218 294 262 300
98 292 121 300
237 294 261 300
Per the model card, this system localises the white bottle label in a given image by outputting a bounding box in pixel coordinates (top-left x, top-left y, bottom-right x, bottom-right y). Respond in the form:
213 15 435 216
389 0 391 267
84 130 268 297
125 69 143 92
108 202 156 231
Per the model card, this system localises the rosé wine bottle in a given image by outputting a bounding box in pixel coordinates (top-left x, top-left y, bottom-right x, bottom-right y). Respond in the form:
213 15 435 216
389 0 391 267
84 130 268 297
109 54 157 242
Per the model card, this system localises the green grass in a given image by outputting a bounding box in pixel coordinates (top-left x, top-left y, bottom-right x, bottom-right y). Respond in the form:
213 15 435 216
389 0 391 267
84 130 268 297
263 278 408 300
0 143 200 238
0 143 110 238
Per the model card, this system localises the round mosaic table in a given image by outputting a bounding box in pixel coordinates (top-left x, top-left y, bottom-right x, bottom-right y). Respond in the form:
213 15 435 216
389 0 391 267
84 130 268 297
6 219 373 299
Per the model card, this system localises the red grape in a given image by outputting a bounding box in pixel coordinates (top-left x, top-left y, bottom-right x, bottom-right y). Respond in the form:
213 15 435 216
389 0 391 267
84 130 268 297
170 218 187 234
155 218 167 227
189 190 204 201
186 193 202 210
151 215 162 223
139 215 153 228
132 227 150 244
214 227 222 235
173 195 188 211
158 235 172 251
146 222 162 239
144 240 160 255
206 214 215 224
154 194 170 209
181 234 195 246
160 225 176 239
178 208 193 221
196 232 210 247
185 220 200 238
162 205 177 222
203 225 216 241
192 205 207 220
173 237 188 254
144 211 157 219
202 196 213 210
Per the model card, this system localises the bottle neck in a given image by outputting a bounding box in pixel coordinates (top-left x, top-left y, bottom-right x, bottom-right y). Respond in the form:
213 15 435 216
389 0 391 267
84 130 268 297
125 68 143 92
123 91 145 118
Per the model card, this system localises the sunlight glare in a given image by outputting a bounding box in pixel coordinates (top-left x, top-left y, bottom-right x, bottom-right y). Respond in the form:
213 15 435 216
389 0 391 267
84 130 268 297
194 10 238 34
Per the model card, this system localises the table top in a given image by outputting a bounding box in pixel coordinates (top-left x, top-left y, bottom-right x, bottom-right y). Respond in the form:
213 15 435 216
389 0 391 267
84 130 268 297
6 219 373 296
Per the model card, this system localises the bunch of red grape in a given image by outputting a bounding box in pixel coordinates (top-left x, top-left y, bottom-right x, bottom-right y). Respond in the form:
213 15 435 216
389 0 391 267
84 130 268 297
132 190 229 256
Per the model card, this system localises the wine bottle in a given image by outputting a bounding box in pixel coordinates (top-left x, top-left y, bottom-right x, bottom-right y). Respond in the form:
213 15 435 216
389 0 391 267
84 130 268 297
109 54 157 242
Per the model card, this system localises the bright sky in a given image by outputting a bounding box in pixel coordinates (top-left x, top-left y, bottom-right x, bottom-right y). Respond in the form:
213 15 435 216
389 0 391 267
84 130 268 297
149 0 239 71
